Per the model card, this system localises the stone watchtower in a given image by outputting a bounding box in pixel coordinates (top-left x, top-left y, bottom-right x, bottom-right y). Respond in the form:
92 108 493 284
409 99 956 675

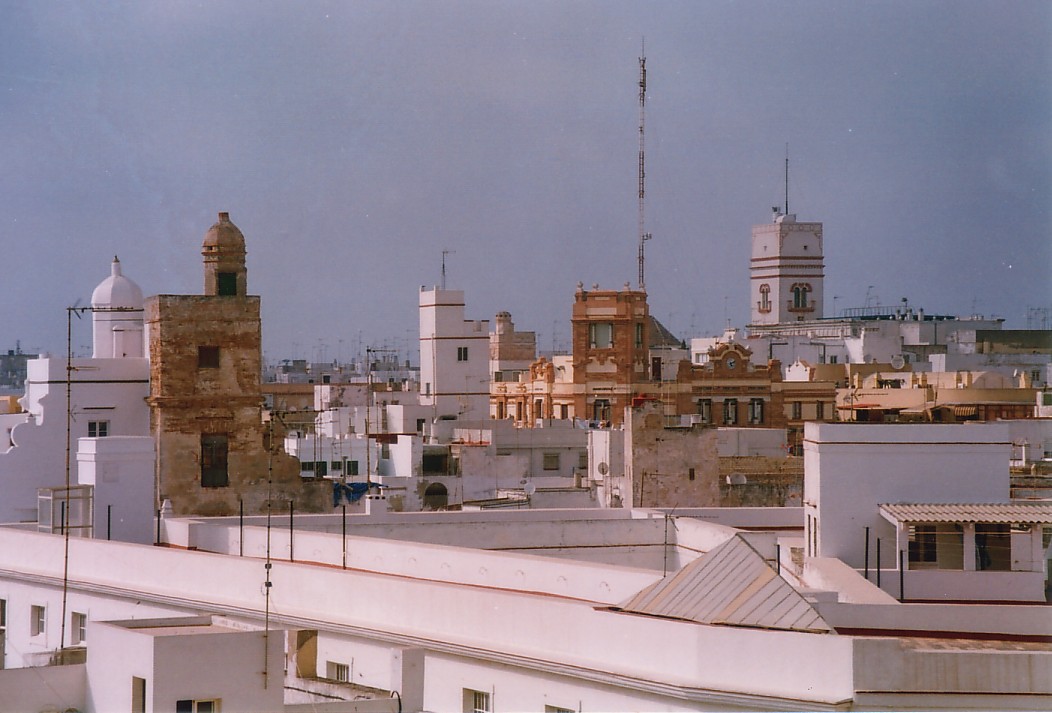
145 213 326 516
202 211 248 297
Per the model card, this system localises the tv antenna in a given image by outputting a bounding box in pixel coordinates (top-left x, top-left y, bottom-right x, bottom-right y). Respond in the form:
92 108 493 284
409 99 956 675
441 249 455 290
784 143 790 215
637 40 652 291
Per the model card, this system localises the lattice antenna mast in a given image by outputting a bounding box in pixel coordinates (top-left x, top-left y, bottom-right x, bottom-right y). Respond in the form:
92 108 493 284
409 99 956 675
637 43 652 291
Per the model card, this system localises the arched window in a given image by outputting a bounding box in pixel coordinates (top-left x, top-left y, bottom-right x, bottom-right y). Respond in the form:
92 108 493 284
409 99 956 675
790 283 812 311
758 284 771 313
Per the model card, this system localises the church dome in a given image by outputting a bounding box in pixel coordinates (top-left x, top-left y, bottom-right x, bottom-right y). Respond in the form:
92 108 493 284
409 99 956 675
202 211 246 253
91 256 144 309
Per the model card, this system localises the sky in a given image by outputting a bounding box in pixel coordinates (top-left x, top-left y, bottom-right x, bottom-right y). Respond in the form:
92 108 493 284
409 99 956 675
1 1 1049 365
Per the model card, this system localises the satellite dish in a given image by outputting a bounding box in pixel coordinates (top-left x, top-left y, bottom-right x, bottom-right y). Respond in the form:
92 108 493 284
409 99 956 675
597 462 609 475
524 483 536 495
891 355 905 370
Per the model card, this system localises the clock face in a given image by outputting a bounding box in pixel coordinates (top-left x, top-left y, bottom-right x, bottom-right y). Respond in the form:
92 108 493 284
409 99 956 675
726 357 736 370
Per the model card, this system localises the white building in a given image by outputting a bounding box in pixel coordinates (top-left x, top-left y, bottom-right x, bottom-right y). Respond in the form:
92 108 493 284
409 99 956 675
0 258 150 524
749 209 824 327
418 287 490 422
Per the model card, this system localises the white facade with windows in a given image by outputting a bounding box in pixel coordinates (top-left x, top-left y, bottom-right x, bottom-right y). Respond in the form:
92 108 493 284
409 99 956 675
749 211 824 327
0 260 150 524
418 287 490 422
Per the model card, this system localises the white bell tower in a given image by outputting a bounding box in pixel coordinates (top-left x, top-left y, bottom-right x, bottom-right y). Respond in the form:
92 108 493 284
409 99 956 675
750 209 824 325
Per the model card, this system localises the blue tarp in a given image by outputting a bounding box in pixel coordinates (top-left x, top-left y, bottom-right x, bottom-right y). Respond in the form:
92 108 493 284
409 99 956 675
332 481 384 507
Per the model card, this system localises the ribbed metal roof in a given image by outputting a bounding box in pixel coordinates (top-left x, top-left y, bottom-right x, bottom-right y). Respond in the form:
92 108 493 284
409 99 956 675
879 502 1052 524
617 535 832 633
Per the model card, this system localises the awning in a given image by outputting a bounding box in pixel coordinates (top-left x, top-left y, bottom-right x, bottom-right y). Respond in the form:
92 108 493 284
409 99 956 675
880 502 1052 525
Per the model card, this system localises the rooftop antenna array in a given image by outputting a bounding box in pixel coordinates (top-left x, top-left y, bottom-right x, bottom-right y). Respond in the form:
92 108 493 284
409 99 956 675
637 40 652 291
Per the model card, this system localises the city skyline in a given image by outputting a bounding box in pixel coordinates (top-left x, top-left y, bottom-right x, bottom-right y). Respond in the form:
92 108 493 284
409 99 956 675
2 1 1049 359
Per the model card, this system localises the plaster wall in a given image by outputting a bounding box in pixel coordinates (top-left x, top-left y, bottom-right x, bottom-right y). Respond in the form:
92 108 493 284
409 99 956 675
0 356 150 523
151 625 283 712
77 435 155 544
86 618 156 713
0 528 857 706
0 663 86 712
804 422 1010 567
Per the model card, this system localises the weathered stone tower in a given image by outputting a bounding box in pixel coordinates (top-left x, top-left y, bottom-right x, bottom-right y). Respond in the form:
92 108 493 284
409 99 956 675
145 213 327 516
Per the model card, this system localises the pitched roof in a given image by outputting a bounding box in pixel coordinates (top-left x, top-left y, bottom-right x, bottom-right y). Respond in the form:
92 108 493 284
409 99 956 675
617 535 832 633
880 502 1052 524
648 315 682 348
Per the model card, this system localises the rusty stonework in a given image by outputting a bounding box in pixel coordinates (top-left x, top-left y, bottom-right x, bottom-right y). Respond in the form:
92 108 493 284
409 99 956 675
145 213 327 516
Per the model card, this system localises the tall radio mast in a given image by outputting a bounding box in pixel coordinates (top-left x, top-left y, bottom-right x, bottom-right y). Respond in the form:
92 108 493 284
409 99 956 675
637 43 651 291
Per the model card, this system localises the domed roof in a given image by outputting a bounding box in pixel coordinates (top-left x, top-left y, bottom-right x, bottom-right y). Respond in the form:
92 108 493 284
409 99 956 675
91 256 144 309
202 211 246 252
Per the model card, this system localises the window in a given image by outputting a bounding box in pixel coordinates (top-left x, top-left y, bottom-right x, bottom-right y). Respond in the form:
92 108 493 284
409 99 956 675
748 398 764 424
347 460 359 476
71 611 87 645
816 401 825 420
578 451 588 469
560 404 569 420
217 272 237 296
758 284 771 313
829 355 838 364
635 322 644 348
457 346 469 362
723 399 738 425
534 398 544 419
697 399 712 424
176 700 219 713
416 418 426 433
331 461 343 471
31 604 45 637
201 434 229 488
88 420 109 438
589 322 613 349
326 660 349 682
791 283 812 311
543 452 560 471
791 401 802 420
593 399 610 423
197 346 220 369
301 461 315 473
463 689 491 713
908 525 938 565
546 707 574 713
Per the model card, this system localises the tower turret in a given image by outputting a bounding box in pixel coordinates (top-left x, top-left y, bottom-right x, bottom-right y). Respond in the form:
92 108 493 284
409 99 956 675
201 211 247 296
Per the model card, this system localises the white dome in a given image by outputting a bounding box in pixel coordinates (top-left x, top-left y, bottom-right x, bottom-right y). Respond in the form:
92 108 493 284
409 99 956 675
91 256 144 309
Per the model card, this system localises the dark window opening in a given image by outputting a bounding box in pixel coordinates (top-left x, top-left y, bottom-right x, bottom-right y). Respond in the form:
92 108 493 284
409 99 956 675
198 346 220 369
217 272 238 296
201 434 229 488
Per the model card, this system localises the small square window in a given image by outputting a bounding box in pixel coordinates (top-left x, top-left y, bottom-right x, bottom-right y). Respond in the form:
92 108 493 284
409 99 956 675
88 420 109 438
198 346 220 369
543 452 560 470
347 460 359 476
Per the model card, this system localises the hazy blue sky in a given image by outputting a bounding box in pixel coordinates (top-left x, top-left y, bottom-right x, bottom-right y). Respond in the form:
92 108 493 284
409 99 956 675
2 1 1049 363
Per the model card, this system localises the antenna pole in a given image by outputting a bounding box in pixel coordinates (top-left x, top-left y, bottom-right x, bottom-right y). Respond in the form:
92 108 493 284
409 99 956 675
441 249 455 290
784 143 790 215
637 42 651 291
